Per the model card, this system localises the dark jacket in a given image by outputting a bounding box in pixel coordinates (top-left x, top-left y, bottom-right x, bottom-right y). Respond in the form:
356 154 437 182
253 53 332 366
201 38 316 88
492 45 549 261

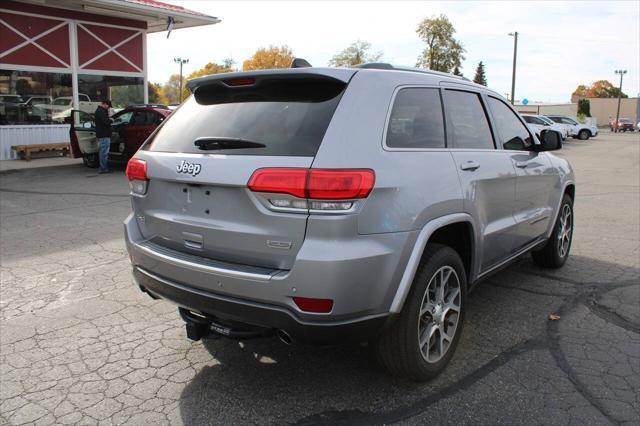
95 106 112 138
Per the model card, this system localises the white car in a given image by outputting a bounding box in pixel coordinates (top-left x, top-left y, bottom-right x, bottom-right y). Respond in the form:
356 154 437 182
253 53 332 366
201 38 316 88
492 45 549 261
521 114 568 140
545 115 598 141
35 94 101 122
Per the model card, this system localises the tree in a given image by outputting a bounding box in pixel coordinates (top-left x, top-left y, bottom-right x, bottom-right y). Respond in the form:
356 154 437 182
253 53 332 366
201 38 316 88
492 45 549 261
329 40 382 67
473 61 487 86
415 14 466 73
452 66 463 77
183 59 236 100
577 99 591 117
148 82 166 104
572 80 627 99
161 74 184 104
187 59 236 80
242 45 294 71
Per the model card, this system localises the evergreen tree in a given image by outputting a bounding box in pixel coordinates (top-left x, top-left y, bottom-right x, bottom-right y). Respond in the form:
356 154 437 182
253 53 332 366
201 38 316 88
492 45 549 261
452 66 463 77
473 61 487 86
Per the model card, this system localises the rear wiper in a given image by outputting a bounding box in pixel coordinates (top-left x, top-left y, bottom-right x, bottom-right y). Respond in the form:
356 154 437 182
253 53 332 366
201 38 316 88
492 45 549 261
194 137 266 150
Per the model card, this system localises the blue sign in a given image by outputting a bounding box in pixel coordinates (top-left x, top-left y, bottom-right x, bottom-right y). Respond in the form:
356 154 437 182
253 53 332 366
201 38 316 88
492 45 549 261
522 98 529 105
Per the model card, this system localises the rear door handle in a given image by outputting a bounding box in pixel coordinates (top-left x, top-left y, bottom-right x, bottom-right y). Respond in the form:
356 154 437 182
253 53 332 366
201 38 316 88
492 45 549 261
460 161 480 171
515 161 528 168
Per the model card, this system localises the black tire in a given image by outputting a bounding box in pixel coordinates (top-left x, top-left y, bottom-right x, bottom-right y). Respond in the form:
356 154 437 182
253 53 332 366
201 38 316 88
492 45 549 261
83 153 99 168
376 244 467 382
578 129 590 140
531 194 573 268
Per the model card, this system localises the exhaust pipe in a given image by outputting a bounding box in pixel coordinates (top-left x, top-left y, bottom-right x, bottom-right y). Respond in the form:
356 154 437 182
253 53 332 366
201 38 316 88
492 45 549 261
276 329 293 345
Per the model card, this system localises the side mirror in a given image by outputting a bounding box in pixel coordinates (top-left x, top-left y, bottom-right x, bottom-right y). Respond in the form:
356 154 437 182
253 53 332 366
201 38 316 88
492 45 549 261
537 129 561 151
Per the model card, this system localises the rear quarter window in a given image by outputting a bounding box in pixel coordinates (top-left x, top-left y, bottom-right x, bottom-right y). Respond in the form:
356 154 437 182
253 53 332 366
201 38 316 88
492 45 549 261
144 77 346 156
385 88 445 149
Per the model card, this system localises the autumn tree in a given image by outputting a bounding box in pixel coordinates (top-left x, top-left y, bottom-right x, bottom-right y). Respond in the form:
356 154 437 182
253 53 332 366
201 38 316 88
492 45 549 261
181 59 236 99
415 14 465 72
572 80 627 99
473 61 487 86
329 40 382 67
242 45 294 71
161 74 184 104
148 82 166 104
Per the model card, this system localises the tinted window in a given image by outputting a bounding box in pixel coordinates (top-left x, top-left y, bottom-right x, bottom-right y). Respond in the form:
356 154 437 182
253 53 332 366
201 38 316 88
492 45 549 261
488 97 534 151
444 90 494 149
386 88 445 149
113 111 133 125
560 117 577 125
527 116 545 125
131 111 157 125
145 77 345 156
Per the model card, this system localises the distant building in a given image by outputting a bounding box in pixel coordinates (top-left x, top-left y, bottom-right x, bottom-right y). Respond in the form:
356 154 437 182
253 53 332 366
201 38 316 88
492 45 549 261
1 0 220 160
586 97 639 127
514 103 578 118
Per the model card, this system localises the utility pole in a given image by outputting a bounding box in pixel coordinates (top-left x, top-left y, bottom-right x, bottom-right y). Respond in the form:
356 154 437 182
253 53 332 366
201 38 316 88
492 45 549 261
174 57 189 103
614 69 627 132
508 31 518 105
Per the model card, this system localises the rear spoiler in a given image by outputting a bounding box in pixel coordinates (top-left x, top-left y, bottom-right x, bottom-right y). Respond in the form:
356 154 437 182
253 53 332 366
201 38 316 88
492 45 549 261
186 66 356 92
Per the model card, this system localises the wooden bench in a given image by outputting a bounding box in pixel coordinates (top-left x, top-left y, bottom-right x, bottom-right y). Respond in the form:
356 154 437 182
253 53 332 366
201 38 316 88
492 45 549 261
11 143 70 161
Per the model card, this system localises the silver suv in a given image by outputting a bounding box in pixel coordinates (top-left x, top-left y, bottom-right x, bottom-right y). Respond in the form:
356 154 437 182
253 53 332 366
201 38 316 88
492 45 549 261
124 63 575 381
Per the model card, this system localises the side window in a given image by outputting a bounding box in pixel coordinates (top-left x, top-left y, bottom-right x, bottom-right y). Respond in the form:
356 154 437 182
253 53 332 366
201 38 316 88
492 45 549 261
561 117 577 125
522 115 533 124
444 90 494 149
113 111 133 126
487 97 534 151
530 117 545 125
386 88 445 149
548 117 561 124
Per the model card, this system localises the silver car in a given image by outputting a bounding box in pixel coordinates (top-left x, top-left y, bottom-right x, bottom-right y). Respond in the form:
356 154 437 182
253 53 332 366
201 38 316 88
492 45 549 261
124 62 574 381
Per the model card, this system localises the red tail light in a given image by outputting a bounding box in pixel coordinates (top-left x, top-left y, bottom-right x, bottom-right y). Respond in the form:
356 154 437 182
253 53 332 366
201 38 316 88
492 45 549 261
293 297 334 313
247 168 375 200
125 158 148 181
307 169 375 199
247 168 307 198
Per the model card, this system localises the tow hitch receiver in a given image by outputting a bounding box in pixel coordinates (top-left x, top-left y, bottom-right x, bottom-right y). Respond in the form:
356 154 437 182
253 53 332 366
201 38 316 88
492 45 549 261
179 308 270 341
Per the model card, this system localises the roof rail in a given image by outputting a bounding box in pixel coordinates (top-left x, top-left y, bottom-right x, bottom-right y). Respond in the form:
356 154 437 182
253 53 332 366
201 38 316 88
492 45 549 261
353 62 471 81
290 58 312 68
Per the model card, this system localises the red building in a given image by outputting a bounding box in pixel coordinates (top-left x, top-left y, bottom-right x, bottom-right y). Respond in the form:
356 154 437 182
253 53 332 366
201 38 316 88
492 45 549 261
0 0 219 159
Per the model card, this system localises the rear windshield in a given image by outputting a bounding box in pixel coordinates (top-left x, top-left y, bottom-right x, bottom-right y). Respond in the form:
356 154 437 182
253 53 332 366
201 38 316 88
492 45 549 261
143 76 346 156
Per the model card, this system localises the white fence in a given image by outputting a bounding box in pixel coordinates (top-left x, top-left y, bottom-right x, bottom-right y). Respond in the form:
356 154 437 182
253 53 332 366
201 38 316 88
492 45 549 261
0 125 70 160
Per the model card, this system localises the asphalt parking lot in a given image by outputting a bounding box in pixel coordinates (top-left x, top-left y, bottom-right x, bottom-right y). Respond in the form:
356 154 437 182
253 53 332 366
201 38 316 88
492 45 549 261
1 131 639 425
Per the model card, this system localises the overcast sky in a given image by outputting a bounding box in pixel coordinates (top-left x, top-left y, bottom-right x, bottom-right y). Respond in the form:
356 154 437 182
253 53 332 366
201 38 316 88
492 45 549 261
147 1 640 103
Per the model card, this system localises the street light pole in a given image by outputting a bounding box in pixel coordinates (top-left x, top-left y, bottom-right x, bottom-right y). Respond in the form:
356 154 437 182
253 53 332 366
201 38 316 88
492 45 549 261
174 57 189 103
614 69 627 132
508 32 518 105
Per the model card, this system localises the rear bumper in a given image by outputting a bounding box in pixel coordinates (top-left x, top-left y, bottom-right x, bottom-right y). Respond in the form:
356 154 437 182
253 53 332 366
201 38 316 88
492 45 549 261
133 266 390 344
124 213 415 341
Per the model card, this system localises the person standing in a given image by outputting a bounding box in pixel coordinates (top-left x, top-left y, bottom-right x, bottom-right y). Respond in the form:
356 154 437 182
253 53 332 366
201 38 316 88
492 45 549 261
95 99 113 174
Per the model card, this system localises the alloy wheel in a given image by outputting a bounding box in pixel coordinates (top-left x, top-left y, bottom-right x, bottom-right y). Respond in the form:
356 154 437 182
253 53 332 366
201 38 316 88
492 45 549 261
417 266 461 363
557 204 573 258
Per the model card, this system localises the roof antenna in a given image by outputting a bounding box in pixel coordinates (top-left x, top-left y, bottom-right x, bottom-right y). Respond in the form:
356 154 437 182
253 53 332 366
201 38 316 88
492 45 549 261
290 58 312 68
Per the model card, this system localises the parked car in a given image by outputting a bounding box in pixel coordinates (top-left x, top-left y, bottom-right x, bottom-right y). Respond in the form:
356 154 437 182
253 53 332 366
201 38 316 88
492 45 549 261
124 63 574 381
36 93 101 122
545 115 598 140
17 95 53 122
0 94 25 123
521 114 568 140
70 104 171 167
609 117 635 132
